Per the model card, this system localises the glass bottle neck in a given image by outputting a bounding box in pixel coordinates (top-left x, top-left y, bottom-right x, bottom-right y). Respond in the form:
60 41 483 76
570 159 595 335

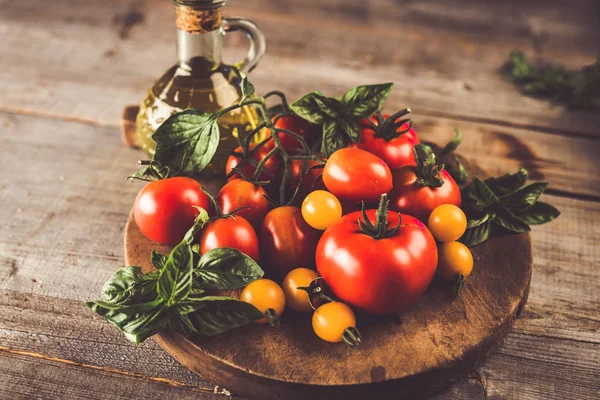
176 28 223 70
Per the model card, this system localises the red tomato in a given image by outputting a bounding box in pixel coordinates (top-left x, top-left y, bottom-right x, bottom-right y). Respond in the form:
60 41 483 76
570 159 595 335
260 206 321 275
216 179 270 231
200 216 260 262
389 166 461 223
225 143 281 182
289 159 326 195
264 115 316 154
316 207 438 314
322 148 393 204
133 177 210 246
351 115 420 169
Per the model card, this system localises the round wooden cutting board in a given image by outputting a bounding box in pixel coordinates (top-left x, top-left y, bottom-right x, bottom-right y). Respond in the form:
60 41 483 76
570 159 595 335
124 199 532 400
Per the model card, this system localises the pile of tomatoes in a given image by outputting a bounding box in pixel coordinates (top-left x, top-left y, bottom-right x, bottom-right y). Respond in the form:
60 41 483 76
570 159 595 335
132 114 474 345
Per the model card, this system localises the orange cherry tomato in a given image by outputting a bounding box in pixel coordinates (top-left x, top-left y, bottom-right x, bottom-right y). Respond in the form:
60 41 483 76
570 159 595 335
428 204 467 243
282 268 318 312
301 190 343 230
240 279 286 324
312 302 358 343
437 242 473 281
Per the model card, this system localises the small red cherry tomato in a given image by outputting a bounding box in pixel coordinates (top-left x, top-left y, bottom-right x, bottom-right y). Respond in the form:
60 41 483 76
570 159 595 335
322 148 393 204
260 206 321 275
200 216 260 262
389 166 461 223
225 143 281 182
264 115 316 154
133 177 211 245
216 179 270 231
351 115 420 168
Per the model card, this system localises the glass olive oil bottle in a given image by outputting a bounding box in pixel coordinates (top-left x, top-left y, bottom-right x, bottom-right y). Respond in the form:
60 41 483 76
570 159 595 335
136 0 266 175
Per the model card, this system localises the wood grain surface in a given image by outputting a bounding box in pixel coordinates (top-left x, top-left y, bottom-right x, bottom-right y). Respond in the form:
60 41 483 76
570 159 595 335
0 0 599 399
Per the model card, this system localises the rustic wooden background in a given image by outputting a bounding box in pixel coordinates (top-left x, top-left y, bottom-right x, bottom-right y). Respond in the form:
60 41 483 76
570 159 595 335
1 0 599 398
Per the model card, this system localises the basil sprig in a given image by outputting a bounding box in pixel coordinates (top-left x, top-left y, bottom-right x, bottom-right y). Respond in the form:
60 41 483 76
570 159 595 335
87 210 265 344
291 83 394 156
435 129 469 185
503 50 600 111
460 168 560 246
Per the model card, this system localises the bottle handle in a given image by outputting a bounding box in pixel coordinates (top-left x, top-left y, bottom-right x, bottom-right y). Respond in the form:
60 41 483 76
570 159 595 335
222 17 266 74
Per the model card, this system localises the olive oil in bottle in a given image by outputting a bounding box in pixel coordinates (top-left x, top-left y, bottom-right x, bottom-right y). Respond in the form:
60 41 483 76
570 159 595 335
136 0 266 176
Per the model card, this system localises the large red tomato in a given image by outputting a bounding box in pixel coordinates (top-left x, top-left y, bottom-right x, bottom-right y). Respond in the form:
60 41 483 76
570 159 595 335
260 206 321 276
351 113 420 169
316 195 438 314
264 115 316 154
133 177 210 245
225 143 281 182
216 179 270 231
389 166 461 223
322 148 392 204
200 216 260 262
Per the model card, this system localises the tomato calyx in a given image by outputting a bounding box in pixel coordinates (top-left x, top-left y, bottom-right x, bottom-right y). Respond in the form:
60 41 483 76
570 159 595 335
366 109 413 141
358 194 401 239
297 277 334 311
413 144 446 188
342 326 362 347
265 308 280 328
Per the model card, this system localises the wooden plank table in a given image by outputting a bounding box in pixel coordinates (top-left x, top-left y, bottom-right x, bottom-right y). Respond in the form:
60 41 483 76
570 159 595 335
0 0 598 398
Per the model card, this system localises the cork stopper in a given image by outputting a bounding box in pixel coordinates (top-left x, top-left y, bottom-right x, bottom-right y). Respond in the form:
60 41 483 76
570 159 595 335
175 5 222 33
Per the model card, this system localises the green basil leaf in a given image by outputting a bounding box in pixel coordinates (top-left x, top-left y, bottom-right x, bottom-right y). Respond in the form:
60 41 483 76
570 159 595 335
466 213 495 229
514 201 560 225
176 296 264 336
240 74 255 103
101 266 158 305
321 120 347 156
500 181 548 211
182 207 210 244
494 207 531 233
87 300 168 344
150 251 168 270
341 83 394 118
88 298 163 313
195 248 264 289
157 242 194 305
484 168 528 196
440 129 463 157
152 109 220 176
291 92 339 124
468 178 499 207
338 117 361 143
455 156 469 185
460 219 492 247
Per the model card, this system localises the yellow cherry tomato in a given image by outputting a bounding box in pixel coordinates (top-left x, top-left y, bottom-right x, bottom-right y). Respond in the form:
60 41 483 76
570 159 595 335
301 190 342 230
312 302 357 343
240 279 285 324
437 241 473 281
282 268 318 312
428 204 467 243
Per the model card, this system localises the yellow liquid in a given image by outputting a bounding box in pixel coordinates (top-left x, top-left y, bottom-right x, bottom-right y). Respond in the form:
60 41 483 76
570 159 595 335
136 57 261 176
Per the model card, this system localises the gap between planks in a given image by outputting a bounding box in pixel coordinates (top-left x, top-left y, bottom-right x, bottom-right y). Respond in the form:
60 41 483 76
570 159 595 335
0 345 228 396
